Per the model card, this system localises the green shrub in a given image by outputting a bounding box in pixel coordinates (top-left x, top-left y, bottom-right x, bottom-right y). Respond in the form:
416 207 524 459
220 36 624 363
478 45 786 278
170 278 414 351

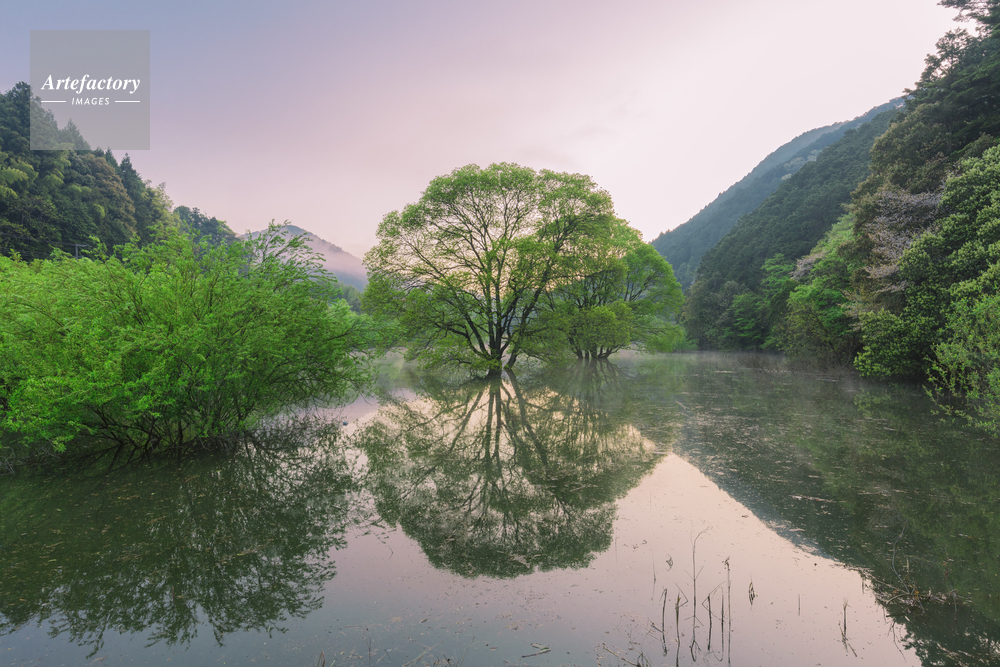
0 225 372 465
929 290 1000 435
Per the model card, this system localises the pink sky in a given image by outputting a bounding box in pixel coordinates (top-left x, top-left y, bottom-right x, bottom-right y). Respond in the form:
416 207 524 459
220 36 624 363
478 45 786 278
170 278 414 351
2 0 958 257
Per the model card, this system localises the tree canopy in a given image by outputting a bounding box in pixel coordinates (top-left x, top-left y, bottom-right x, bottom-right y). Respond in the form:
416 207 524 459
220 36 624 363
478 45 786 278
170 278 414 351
534 222 683 359
364 163 681 376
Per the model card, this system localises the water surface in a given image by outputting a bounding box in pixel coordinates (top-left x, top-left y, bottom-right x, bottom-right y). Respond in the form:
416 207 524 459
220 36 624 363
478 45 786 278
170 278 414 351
2 353 998 665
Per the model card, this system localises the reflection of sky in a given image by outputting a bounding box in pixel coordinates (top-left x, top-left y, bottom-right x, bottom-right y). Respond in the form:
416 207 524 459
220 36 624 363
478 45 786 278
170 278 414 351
311 369 918 664
3 353 969 665
319 454 921 666
2 0 956 256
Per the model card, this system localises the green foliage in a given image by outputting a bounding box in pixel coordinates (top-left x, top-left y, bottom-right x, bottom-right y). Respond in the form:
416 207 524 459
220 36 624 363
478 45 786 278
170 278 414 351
929 291 1000 435
853 310 927 377
340 282 362 313
725 292 769 350
174 205 236 246
364 163 681 375
623 243 684 321
939 0 1000 29
0 158 29 200
855 144 1000 378
680 254 794 351
779 217 862 366
0 225 373 463
114 154 175 246
536 223 684 359
680 274 748 349
847 190 944 325
564 302 635 357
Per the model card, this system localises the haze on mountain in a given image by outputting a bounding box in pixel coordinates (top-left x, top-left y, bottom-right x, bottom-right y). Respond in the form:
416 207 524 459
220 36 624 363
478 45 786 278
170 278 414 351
252 223 368 290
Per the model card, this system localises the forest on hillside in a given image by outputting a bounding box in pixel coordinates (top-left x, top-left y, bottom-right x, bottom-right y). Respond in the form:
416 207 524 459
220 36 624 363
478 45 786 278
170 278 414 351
675 0 1000 435
651 99 901 290
0 82 235 257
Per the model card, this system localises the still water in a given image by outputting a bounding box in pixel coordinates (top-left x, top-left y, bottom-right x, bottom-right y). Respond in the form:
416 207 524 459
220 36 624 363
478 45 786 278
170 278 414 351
2 353 998 666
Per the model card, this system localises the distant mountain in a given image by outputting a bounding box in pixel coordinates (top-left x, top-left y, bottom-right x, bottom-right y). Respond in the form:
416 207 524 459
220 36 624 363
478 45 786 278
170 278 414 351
251 224 367 290
651 98 903 289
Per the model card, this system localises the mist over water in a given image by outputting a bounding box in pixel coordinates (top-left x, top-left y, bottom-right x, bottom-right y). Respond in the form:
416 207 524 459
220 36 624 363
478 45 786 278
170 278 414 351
2 353 997 666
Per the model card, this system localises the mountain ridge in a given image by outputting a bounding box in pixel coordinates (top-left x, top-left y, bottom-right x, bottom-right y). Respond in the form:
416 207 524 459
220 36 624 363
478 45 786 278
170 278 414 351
652 98 903 289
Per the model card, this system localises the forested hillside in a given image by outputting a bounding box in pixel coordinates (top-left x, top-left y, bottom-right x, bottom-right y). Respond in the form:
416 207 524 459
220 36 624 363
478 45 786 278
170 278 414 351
0 82 235 257
843 3 1000 390
679 0 1000 434
695 108 898 290
681 107 897 350
651 99 901 289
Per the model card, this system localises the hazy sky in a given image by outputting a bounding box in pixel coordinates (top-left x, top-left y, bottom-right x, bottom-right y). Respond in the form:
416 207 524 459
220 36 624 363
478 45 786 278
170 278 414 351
2 0 958 257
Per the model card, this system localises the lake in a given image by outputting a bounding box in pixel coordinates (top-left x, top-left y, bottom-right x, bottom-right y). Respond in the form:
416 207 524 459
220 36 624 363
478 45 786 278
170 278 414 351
2 352 998 666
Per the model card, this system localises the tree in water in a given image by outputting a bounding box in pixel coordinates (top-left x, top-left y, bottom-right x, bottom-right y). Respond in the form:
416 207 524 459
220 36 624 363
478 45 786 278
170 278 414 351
365 163 637 376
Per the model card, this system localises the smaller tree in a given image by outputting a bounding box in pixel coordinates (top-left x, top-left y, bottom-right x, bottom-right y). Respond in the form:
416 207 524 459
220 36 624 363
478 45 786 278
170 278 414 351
538 233 683 359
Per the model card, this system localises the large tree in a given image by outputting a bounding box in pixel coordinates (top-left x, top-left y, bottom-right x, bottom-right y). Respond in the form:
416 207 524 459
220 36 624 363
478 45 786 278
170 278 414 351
364 163 620 376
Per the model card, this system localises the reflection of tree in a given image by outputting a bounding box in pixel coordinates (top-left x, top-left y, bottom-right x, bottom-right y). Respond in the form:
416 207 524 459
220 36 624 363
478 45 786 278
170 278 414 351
542 357 629 411
0 438 355 653
352 361 673 578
